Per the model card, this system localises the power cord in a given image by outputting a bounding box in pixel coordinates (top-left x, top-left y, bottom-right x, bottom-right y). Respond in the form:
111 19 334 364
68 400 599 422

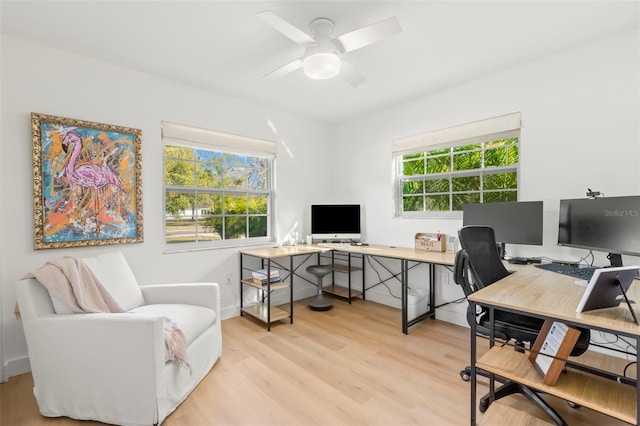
363 255 402 300
578 250 595 267
623 361 637 381
590 331 637 360
435 297 466 309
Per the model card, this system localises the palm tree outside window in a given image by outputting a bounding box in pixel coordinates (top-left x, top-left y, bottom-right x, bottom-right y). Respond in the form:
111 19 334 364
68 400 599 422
393 113 521 217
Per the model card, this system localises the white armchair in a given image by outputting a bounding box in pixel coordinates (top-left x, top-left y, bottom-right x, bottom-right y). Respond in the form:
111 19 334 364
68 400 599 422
15 251 222 426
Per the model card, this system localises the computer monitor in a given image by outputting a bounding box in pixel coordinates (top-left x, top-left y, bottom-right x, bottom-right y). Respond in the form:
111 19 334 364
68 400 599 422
462 201 543 258
311 204 361 242
558 195 640 266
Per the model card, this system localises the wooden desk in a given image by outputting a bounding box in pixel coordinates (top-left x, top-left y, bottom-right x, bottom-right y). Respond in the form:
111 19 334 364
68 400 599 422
239 244 456 333
468 266 640 425
239 245 326 330
240 245 325 259
338 245 456 333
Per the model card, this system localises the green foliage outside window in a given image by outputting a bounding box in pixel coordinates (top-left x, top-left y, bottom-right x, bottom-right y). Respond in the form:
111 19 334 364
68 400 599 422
400 138 518 213
164 145 270 244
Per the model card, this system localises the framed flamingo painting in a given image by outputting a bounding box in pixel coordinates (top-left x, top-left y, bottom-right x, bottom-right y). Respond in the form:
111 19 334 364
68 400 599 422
31 113 143 249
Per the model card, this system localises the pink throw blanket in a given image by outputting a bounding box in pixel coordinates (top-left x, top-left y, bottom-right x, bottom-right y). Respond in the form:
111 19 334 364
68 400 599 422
20 257 190 372
27 257 124 314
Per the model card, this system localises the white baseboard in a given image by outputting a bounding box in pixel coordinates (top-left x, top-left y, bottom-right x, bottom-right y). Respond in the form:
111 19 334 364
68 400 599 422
221 285 469 329
221 305 240 320
435 309 467 328
587 342 631 360
4 356 31 380
361 291 401 309
221 286 318 320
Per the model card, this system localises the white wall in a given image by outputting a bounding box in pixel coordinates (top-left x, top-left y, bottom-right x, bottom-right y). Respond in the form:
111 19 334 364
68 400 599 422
0 35 334 379
2 27 639 379
333 29 640 325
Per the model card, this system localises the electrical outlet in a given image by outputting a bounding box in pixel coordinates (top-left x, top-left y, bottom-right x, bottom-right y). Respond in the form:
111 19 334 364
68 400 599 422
225 273 233 286
440 271 450 285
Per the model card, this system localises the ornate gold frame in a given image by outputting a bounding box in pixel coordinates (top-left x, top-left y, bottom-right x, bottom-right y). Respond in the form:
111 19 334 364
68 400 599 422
31 112 143 249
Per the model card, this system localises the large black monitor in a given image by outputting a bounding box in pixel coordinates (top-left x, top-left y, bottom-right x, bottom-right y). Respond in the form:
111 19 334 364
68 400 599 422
463 201 543 258
311 204 361 242
558 195 640 266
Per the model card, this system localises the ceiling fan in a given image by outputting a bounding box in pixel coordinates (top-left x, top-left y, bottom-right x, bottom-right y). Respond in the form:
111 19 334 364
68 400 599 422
257 10 402 86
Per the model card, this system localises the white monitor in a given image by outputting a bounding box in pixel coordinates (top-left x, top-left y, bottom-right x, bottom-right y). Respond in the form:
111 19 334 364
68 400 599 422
311 204 361 242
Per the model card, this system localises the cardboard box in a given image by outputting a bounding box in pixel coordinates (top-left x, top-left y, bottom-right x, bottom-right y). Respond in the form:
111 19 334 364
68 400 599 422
414 232 446 252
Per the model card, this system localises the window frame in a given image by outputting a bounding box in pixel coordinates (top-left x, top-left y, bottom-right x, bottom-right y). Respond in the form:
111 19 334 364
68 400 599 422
393 121 520 218
162 123 276 251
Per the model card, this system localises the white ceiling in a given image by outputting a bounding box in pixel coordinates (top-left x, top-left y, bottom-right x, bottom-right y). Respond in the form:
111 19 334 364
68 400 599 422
1 1 638 124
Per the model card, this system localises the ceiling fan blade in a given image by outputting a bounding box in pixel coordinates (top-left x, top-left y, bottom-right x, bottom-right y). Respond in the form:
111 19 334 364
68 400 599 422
336 16 402 53
340 59 366 87
257 11 316 44
263 58 303 79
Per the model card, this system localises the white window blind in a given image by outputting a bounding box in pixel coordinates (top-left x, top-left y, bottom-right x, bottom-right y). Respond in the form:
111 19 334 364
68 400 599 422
162 121 277 158
392 112 521 155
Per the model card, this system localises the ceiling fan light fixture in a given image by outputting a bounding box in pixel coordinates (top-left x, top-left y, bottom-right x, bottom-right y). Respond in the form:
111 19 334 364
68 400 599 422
259 11 401 85
302 52 341 80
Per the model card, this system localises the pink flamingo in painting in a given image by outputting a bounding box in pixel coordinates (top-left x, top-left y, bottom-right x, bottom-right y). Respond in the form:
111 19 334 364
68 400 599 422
61 131 125 234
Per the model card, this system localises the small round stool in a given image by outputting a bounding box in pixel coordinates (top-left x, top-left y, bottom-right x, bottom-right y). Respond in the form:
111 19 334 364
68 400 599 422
306 264 333 311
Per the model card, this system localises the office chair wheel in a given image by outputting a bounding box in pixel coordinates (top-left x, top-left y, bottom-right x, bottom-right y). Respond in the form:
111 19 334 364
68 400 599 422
460 370 470 381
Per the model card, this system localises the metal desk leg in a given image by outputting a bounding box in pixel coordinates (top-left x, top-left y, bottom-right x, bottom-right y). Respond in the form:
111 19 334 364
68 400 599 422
348 253 352 303
266 259 272 331
488 307 496 401
470 300 477 425
429 264 436 319
636 336 640 424
290 255 294 324
402 258 408 334
362 254 366 300
239 254 244 316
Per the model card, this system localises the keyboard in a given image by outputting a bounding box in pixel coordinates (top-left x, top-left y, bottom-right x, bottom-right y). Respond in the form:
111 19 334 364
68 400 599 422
536 263 598 281
316 243 350 248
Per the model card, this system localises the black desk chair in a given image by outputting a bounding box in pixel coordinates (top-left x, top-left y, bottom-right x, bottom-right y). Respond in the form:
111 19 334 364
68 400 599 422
454 225 590 425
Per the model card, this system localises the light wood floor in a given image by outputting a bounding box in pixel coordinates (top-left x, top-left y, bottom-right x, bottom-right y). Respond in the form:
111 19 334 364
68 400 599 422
1 298 629 425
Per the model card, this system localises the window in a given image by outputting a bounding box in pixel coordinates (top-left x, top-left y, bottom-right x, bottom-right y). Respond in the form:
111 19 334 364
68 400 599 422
162 121 276 249
393 113 520 217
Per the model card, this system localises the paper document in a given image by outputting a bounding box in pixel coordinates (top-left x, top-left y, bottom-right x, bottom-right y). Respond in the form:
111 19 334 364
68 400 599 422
535 321 569 374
